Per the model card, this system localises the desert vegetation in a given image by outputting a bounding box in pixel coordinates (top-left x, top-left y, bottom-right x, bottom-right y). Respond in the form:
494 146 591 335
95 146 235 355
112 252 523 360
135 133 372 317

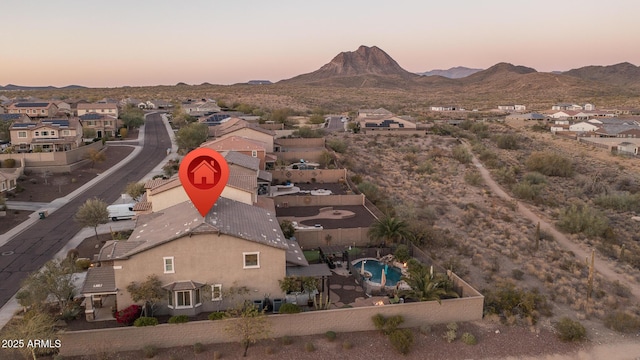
330 119 640 336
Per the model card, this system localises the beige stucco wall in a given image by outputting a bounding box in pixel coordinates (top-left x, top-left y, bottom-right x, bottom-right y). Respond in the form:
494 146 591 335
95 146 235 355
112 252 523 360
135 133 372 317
113 233 287 314
294 228 370 249
0 141 103 171
150 184 253 212
273 194 363 208
58 295 484 357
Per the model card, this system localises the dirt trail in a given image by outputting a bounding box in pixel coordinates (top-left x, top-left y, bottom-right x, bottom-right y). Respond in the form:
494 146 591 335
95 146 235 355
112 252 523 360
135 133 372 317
461 139 640 301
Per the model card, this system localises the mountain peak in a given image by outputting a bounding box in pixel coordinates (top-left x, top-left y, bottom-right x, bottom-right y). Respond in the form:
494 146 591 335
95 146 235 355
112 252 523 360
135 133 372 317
282 45 417 85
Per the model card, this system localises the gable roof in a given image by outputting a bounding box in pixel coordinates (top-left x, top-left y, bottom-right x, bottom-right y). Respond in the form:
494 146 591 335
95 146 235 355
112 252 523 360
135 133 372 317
119 198 290 259
81 266 117 294
203 136 267 154
210 118 274 138
224 150 260 171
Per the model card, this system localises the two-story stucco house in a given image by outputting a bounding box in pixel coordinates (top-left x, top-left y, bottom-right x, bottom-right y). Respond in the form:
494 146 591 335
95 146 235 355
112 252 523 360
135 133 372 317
81 197 314 320
77 102 119 118
79 113 119 138
7 102 59 118
9 118 83 152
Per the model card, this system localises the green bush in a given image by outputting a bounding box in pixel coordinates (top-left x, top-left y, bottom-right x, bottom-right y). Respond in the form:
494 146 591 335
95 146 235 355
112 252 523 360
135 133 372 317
594 192 640 212
495 134 519 150
3 158 16 168
389 329 414 355
525 151 573 177
512 181 544 202
464 171 483 186
393 244 411 263
342 340 353 350
452 145 472 164
556 203 610 238
142 345 157 358
523 172 547 185
134 317 159 327
75 258 91 270
281 336 294 345
443 329 457 343
193 342 205 354
208 312 227 320
483 282 552 324
168 315 189 324
372 313 386 331
278 303 301 314
555 317 586 342
325 330 337 341
327 139 347 153
604 311 640 333
304 342 315 352
461 332 477 345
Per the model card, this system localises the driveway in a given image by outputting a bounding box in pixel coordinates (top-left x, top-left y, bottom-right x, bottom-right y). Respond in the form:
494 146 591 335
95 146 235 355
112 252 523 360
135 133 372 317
0 113 171 308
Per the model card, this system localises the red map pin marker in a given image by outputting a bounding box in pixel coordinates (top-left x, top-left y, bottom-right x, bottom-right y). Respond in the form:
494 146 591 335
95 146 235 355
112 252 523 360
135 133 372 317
179 148 230 217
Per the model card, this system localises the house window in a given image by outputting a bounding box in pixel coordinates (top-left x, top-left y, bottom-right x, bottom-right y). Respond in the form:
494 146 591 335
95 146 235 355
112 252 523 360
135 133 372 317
62 130 70 136
212 284 222 301
176 291 191 307
251 150 258 157
42 131 49 136
51 131 55 136
41 109 45 113
168 289 201 309
34 132 40 136
163 257 174 273
18 131 27 138
243 252 260 269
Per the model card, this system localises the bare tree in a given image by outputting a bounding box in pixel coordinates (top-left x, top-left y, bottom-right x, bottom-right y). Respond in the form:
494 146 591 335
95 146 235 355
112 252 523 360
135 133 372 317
85 148 106 168
74 197 109 240
225 303 271 357
3 310 57 360
16 258 76 312
52 176 69 193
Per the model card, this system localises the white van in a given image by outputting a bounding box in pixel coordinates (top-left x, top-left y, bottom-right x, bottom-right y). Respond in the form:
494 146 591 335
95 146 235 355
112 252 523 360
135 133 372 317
107 203 136 221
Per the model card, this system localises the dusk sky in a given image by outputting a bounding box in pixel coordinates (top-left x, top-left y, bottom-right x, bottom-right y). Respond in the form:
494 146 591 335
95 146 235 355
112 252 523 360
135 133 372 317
2 0 638 88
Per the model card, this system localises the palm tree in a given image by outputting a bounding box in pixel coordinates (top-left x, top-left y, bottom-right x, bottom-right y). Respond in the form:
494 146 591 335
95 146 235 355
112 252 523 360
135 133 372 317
368 216 409 247
400 263 459 303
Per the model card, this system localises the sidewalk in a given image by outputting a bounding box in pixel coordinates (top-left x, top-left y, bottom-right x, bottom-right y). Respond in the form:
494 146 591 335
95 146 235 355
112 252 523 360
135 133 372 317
0 112 178 330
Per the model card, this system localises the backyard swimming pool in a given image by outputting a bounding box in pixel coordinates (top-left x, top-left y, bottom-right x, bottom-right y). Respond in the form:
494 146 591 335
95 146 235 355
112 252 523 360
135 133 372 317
353 259 403 287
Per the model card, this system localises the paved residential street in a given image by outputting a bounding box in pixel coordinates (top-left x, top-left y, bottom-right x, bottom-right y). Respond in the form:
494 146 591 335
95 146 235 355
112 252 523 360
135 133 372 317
0 113 171 308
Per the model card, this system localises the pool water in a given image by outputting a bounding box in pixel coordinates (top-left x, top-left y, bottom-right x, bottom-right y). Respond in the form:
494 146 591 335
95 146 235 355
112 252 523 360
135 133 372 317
353 259 402 286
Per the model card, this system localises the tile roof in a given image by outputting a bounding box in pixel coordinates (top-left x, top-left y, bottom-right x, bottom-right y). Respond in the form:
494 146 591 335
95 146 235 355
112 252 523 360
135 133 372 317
258 170 272 182
228 174 257 192
224 150 260 171
81 266 117 294
203 136 267 153
145 177 172 189
77 103 118 109
211 118 274 137
96 240 145 262
162 281 204 291
119 198 290 258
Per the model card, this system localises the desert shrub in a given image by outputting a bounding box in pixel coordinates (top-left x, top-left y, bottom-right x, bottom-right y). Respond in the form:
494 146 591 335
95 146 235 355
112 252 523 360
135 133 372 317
278 303 301 314
3 158 16 168
523 172 547 185
556 203 610 238
389 329 414 355
342 340 353 350
416 160 434 174
281 335 294 345
555 317 586 342
611 280 632 298
372 313 386 331
264 346 274 354
325 330 337 341
483 282 552 324
511 269 525 280
603 311 640 333
461 332 477 345
594 192 640 212
208 312 227 320
512 181 544 202
419 324 431 334
447 322 459 332
134 317 158 327
213 350 222 359
525 151 573 177
493 166 517 185
327 139 347 153
142 345 157 358
464 171 483 186
168 315 189 324
495 134 519 149
193 342 205 354
452 145 472 164
304 342 315 352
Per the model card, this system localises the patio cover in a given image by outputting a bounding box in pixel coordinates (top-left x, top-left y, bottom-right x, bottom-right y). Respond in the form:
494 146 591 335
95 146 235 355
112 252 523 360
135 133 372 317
286 263 332 278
